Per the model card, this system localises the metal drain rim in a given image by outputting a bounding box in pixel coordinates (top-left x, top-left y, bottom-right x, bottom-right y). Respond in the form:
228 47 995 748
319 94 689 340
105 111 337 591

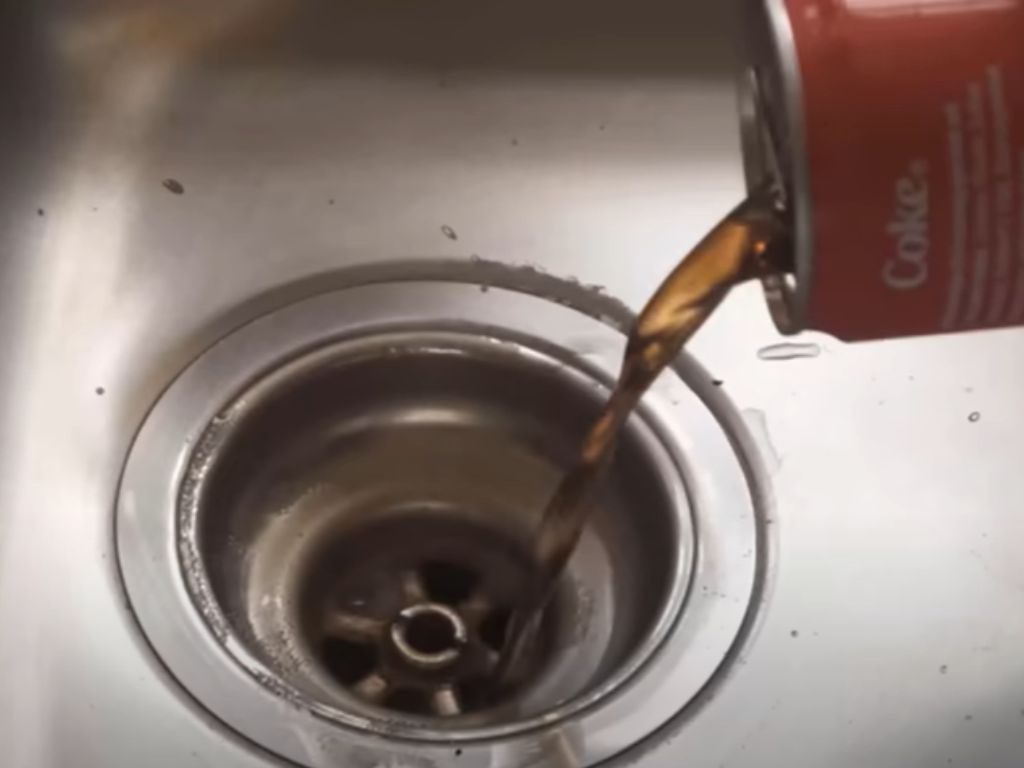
117 274 766 768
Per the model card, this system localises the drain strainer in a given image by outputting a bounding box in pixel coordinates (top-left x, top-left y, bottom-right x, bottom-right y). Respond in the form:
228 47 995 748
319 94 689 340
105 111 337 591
309 530 543 717
117 270 767 768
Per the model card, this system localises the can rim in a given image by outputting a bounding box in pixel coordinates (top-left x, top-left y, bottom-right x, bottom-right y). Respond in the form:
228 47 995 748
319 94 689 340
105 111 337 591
740 0 813 334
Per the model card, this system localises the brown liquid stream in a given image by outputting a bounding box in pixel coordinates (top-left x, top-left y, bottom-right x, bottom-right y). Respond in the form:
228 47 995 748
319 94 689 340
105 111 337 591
498 191 787 683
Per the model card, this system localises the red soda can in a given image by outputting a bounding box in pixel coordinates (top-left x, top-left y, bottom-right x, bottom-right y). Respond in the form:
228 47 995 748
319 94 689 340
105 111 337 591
741 0 1024 340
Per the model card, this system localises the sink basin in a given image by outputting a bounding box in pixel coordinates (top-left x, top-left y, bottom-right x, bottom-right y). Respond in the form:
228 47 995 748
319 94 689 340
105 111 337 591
3 1 1024 767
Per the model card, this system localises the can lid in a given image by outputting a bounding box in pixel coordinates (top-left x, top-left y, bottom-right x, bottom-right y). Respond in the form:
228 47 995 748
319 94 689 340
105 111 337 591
738 0 812 334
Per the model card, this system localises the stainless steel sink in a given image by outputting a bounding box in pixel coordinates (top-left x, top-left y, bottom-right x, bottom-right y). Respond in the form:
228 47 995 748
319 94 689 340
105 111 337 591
3 2 1024 767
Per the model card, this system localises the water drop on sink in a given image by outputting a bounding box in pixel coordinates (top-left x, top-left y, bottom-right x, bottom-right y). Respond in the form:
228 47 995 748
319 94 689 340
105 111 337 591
756 342 821 361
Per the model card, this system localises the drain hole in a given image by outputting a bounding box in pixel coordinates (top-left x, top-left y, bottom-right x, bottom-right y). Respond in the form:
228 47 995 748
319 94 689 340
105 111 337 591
405 610 460 654
479 608 512 651
455 677 495 711
321 638 377 685
420 560 479 604
384 687 431 714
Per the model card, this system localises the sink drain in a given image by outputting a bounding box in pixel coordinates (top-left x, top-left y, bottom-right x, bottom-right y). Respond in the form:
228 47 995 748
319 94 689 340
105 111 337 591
182 330 676 726
117 272 766 768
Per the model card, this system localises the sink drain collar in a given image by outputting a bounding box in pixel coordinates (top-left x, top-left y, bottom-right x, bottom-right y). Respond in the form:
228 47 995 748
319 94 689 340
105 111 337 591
117 275 767 768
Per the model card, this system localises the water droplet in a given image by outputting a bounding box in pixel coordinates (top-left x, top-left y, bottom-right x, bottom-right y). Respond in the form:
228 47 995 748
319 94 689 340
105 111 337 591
757 342 821 361
968 411 980 423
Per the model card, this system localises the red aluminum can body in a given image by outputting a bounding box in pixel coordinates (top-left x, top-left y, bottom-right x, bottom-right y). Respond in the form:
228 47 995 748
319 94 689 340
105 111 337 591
742 0 1024 340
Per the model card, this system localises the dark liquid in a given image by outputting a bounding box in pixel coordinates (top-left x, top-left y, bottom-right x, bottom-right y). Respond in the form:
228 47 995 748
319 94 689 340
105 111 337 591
499 191 787 681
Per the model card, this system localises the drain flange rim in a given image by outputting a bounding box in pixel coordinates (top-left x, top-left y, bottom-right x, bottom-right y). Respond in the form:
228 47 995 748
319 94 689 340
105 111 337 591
117 277 764 768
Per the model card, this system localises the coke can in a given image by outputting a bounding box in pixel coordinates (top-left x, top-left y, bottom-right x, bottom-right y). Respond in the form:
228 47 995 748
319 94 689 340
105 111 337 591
741 0 1024 340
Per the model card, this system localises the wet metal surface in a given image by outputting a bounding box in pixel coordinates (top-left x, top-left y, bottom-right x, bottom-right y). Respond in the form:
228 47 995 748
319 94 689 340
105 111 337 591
3 1 1024 767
